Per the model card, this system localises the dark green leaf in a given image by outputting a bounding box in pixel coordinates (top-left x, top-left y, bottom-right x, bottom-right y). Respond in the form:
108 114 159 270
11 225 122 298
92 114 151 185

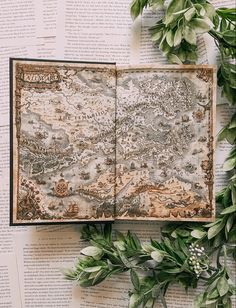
223 30 236 47
104 223 112 242
130 269 141 291
218 126 228 141
208 219 225 239
165 0 185 25
117 250 133 268
130 0 148 19
223 156 236 171
217 276 229 297
221 204 236 214
217 8 236 22
177 238 189 256
223 187 232 207
222 83 236 105
228 113 236 129
220 18 228 32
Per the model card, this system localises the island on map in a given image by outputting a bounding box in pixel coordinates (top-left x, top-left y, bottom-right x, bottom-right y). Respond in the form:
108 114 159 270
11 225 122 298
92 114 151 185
10 59 215 225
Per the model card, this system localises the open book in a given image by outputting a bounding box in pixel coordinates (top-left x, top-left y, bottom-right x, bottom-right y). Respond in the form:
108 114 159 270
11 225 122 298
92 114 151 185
10 59 216 225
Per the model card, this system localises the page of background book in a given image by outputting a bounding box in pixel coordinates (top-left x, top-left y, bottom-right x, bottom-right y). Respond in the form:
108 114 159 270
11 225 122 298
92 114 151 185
0 0 235 307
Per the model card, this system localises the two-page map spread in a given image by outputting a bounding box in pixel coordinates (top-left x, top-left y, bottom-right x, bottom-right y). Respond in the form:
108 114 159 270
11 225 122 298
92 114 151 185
10 59 216 225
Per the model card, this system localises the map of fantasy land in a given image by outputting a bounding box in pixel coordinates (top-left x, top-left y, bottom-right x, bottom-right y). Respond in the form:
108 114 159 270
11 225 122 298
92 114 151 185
10 59 216 225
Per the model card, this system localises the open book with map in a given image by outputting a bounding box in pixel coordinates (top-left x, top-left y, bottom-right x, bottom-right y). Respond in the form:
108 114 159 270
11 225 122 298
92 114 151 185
10 59 216 225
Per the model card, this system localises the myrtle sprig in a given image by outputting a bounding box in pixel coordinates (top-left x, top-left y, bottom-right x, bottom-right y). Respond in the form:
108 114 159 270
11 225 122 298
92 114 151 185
65 219 236 307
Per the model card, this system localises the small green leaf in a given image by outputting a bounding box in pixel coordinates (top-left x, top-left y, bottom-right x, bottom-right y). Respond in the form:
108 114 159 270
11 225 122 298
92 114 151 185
199 6 206 17
151 250 164 262
191 229 206 239
202 3 215 19
130 0 148 19
208 220 225 239
194 292 205 308
166 30 174 47
184 8 196 21
226 214 234 235
92 269 108 286
205 298 218 304
223 187 232 207
232 184 236 204
217 276 229 297
81 246 103 260
168 54 182 64
208 288 219 299
144 298 155 308
84 266 102 273
130 269 140 291
223 30 236 47
172 8 189 16
223 156 236 171
183 26 197 45
190 18 211 33
117 250 133 268
163 267 183 274
165 0 185 25
114 240 126 251
221 204 236 215
174 27 182 46
218 126 229 141
220 18 228 32
151 30 163 42
226 128 236 144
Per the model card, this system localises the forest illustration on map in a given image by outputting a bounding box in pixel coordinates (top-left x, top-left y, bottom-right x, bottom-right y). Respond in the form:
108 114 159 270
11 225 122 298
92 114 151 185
11 60 215 224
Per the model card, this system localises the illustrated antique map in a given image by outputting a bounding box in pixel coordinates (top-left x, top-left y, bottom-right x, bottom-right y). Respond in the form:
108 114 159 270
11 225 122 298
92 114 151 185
11 59 216 224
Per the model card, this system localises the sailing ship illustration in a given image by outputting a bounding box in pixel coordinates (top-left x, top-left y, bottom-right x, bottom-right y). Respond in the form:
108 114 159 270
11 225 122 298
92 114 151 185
63 202 79 217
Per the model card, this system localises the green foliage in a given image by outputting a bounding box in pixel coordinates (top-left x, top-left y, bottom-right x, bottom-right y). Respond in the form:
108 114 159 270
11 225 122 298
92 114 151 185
65 219 236 307
137 0 216 64
194 247 236 308
131 1 236 104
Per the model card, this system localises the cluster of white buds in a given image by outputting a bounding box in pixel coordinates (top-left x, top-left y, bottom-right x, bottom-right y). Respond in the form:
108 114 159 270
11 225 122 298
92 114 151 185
188 243 208 278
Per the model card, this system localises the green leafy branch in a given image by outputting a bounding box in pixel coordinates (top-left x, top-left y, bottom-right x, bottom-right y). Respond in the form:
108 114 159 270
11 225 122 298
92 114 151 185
131 0 236 104
65 213 236 307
